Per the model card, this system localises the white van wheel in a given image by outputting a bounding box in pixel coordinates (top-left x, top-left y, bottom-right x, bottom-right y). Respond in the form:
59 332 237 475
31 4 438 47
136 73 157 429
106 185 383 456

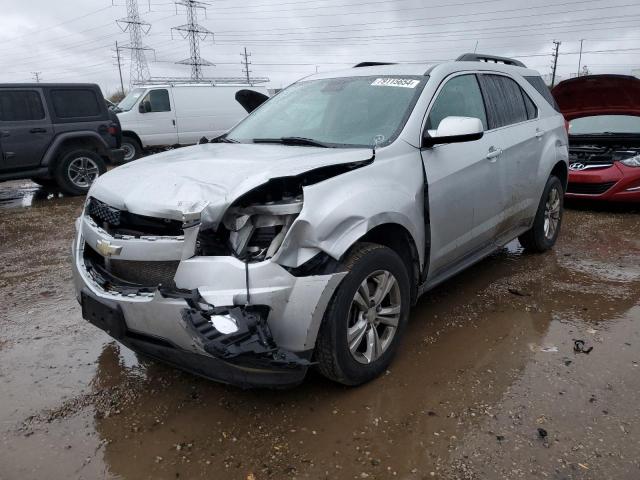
122 137 142 161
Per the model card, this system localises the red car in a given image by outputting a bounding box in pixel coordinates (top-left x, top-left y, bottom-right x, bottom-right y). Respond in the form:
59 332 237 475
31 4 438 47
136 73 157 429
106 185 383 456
552 75 640 202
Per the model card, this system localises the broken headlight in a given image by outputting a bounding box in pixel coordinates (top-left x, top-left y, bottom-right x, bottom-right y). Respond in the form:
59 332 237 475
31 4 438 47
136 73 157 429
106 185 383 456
222 196 303 262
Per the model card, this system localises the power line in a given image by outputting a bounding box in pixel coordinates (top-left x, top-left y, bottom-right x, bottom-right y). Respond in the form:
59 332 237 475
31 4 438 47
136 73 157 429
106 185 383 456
171 0 214 81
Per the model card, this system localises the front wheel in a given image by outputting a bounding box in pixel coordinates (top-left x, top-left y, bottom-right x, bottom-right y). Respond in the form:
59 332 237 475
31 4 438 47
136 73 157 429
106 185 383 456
121 136 142 162
54 149 106 196
315 243 410 386
519 175 564 252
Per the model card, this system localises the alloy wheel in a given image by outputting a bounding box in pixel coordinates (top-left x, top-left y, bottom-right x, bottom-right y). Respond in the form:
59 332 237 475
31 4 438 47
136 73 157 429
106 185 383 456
67 156 100 188
544 186 561 240
347 270 402 364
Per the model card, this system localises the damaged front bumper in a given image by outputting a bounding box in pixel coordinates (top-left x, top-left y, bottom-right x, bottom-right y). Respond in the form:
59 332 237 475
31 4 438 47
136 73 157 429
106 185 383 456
72 214 345 388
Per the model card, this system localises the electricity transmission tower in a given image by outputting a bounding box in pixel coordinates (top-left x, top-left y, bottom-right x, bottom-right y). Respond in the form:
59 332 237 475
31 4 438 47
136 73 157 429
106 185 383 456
117 0 153 86
550 40 561 88
172 0 214 81
32 72 42 83
241 47 252 84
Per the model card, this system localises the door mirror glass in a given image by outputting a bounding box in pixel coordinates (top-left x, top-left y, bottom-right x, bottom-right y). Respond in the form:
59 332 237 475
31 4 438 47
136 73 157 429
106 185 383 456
422 116 484 147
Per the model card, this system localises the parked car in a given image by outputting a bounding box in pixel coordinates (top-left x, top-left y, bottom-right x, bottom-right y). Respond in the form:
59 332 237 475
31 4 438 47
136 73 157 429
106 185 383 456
552 74 640 202
0 83 124 195
73 54 568 388
115 84 269 161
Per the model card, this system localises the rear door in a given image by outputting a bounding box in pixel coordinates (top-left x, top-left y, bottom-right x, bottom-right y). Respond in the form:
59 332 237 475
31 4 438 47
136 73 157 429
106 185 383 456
0 88 52 171
422 73 503 275
477 74 544 237
137 88 178 146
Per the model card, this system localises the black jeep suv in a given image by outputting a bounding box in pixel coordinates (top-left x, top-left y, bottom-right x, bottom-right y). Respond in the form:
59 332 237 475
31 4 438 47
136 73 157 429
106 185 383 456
0 83 124 195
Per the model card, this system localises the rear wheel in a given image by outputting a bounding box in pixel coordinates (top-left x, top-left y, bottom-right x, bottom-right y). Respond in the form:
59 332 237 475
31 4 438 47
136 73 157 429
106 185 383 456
315 243 410 386
519 175 564 252
54 149 106 196
121 136 142 162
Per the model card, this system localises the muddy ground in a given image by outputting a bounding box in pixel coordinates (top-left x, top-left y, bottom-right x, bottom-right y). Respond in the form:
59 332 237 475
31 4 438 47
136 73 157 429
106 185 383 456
1 179 639 480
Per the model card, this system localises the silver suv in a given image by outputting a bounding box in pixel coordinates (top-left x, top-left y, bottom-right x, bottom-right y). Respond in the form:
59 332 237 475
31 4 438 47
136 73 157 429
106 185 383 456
72 54 569 388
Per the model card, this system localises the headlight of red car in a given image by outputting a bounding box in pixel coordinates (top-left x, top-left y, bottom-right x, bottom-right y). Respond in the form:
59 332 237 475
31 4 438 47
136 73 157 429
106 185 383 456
621 155 640 168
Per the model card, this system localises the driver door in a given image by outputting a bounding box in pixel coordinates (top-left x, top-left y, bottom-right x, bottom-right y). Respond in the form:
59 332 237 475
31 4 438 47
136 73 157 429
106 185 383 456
421 73 505 277
137 88 178 146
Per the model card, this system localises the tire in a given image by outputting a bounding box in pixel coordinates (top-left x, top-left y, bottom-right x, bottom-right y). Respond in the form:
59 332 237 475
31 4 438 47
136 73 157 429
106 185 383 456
518 175 564 253
53 149 106 196
121 136 142 162
315 243 411 386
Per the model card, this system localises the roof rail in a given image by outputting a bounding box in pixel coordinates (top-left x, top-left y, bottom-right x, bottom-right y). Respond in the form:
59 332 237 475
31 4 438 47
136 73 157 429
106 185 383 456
353 62 396 68
456 53 526 68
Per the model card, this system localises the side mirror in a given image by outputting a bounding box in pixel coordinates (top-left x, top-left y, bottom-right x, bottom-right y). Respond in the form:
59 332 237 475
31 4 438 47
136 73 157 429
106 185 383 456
138 101 151 113
422 116 484 148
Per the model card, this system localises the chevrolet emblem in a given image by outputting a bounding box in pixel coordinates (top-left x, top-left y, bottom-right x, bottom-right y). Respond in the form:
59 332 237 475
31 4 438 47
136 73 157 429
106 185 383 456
96 239 122 257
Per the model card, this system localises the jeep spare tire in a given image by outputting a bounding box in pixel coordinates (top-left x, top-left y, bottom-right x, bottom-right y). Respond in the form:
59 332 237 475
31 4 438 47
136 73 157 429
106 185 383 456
54 149 106 196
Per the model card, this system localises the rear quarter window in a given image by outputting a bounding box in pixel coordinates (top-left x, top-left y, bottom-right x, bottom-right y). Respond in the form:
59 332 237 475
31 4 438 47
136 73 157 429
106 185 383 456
51 88 102 118
524 75 560 111
0 90 45 121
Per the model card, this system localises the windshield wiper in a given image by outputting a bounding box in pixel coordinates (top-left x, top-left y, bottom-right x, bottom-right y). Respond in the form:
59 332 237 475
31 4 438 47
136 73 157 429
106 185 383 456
211 134 238 143
252 137 330 148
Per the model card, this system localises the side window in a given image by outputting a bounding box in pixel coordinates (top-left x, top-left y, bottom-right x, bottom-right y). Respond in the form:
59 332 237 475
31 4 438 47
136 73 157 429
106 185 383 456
142 89 171 112
426 74 487 131
0 90 45 121
522 89 538 120
478 74 528 129
51 89 101 118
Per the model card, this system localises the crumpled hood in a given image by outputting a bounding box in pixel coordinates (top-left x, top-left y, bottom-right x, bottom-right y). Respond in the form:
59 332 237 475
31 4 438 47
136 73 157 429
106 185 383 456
552 74 640 121
89 143 372 226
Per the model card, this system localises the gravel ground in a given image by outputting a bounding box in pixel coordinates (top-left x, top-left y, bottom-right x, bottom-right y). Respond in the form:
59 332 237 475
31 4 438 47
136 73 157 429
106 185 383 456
1 179 639 480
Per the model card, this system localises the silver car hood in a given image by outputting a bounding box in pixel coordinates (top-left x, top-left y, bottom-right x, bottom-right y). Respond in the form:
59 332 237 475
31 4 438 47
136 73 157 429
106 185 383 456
89 143 372 226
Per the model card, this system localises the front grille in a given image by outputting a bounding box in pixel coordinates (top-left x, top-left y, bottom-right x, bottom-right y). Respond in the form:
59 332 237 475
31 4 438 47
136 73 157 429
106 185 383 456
567 181 616 195
110 259 179 287
83 244 178 292
88 198 121 225
87 197 184 237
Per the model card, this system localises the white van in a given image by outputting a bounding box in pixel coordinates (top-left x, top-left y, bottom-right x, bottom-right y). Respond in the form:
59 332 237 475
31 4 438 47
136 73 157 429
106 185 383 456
115 84 269 161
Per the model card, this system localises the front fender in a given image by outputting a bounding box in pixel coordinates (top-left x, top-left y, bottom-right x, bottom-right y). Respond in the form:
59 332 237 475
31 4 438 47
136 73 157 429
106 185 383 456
272 153 425 268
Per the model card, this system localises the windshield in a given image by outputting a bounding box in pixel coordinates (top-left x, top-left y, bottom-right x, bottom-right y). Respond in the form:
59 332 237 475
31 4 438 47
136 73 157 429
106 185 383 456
117 88 146 112
227 76 427 147
569 115 640 135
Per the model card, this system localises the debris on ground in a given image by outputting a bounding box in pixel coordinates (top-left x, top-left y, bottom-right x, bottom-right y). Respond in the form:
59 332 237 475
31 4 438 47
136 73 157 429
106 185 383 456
574 339 594 354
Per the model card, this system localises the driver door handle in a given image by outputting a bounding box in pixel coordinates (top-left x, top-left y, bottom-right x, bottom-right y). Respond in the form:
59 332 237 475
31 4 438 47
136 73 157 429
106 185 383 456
30 128 47 133
535 128 544 138
486 146 503 161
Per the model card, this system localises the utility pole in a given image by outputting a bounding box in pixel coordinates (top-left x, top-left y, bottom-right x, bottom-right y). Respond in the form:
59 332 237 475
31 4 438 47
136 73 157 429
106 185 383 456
32 72 42 83
114 41 125 96
577 39 584 77
117 0 153 86
551 40 561 88
241 47 252 84
172 0 214 81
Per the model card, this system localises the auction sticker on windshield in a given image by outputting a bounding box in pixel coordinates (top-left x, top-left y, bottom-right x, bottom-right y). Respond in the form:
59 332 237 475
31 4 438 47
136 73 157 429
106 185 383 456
371 78 420 88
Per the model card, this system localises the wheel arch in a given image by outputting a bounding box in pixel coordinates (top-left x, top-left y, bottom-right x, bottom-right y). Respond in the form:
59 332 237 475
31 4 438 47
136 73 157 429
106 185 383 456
43 132 111 171
355 223 421 305
551 160 568 190
122 130 143 146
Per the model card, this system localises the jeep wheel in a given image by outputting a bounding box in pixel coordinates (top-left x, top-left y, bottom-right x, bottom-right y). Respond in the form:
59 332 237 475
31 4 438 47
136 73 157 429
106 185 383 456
519 175 564 252
315 243 410 386
54 149 106 196
121 136 142 162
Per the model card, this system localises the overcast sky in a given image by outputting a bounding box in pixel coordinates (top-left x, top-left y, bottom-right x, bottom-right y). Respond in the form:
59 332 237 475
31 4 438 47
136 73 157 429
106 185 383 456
1 0 639 95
